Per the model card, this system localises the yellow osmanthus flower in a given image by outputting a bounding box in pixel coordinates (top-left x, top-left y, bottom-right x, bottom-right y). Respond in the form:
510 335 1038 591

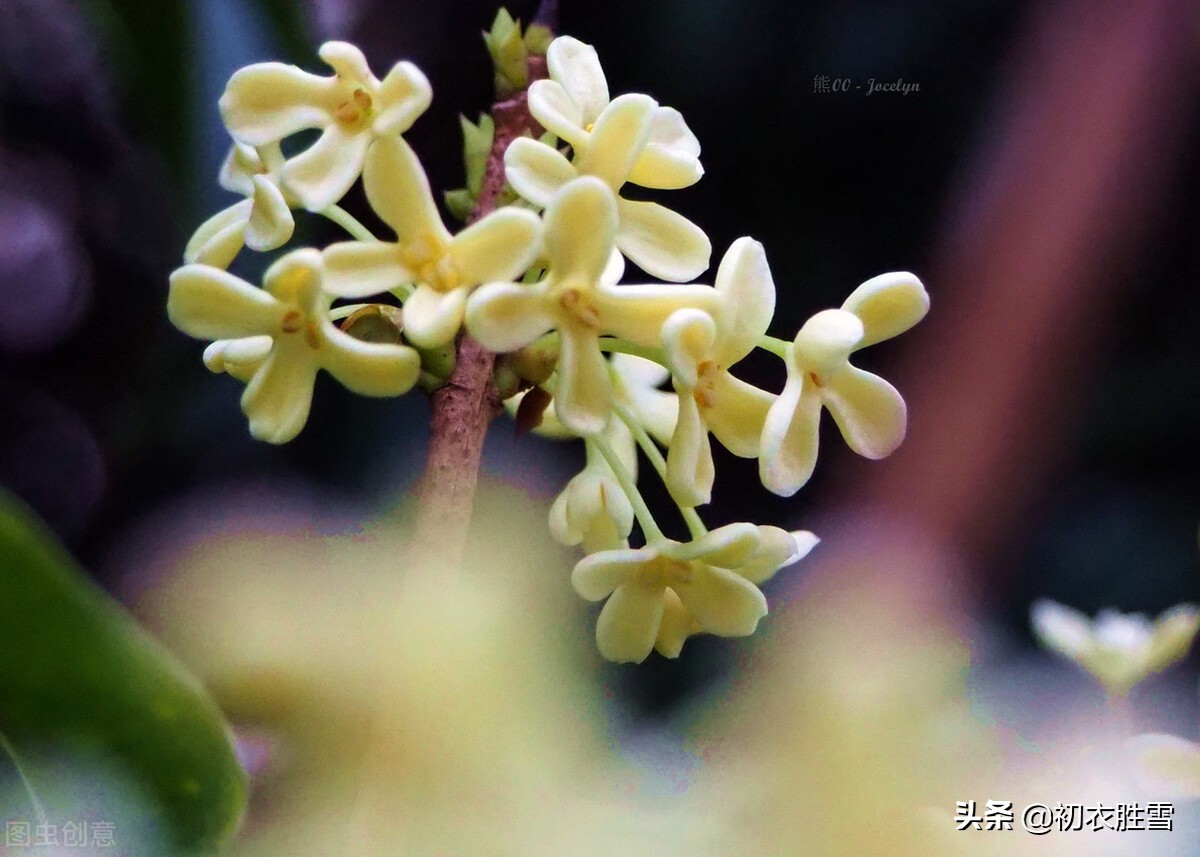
322 136 542 348
220 42 432 212
760 272 929 496
168 249 421 443
1031 599 1200 696
550 465 636 554
661 238 778 507
185 143 294 269
467 177 720 436
571 522 804 663
505 37 709 282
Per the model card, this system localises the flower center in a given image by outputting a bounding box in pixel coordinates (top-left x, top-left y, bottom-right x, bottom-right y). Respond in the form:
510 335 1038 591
400 233 460 293
280 310 322 350
807 371 824 388
559 287 601 330
693 360 721 409
334 88 374 129
638 555 693 590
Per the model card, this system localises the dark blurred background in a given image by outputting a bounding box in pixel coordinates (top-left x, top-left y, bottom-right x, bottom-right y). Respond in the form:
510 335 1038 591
2 0 1200 716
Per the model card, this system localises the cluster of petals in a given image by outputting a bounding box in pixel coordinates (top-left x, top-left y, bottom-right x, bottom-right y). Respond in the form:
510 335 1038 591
572 523 816 662
505 36 709 282
168 250 420 443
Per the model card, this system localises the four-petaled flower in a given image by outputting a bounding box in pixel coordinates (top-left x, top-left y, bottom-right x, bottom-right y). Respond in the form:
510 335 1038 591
322 136 542 347
572 523 804 663
505 36 709 282
662 237 778 507
467 177 720 435
760 272 929 496
185 142 295 269
169 249 421 443
221 41 432 211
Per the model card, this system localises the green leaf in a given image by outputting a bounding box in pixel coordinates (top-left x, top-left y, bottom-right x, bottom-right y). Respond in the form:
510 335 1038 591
461 113 495 197
0 491 246 853
483 7 528 95
444 188 477 222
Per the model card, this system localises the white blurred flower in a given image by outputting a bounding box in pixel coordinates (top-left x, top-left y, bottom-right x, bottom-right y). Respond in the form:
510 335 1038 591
1031 600 1200 696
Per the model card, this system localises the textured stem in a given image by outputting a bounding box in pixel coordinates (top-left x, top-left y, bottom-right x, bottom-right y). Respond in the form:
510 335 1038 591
407 49 549 567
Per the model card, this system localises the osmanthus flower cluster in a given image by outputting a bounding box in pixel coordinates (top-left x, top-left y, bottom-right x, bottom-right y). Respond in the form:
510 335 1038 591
167 25 928 663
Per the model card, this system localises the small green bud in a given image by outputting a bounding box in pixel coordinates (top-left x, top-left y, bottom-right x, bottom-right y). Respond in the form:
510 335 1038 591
509 332 559 385
483 8 528 96
460 113 494 197
444 188 476 222
340 305 404 344
493 355 528 401
523 23 553 56
418 341 457 383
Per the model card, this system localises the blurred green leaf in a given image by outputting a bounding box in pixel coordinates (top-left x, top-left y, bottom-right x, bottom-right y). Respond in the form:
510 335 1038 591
0 491 246 853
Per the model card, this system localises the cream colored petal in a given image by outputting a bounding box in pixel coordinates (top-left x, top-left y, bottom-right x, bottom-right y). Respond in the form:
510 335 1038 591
544 177 616 284
662 308 715 388
672 522 760 567
738 526 801 585
245 176 294 251
362 135 442 239
674 565 767 638
218 142 261 195
168 264 280 340
239 345 319 444
465 283 555 352
613 352 669 388
615 198 711 283
526 80 587 149
321 241 411 298
1128 734 1200 797
204 336 272 384
184 200 251 268
402 284 469 348
549 482 581 546
792 308 864 376
450 207 542 284
1147 604 1200 673
615 355 677 446
572 546 656 601
596 583 666 664
319 324 420 397
822 366 906 459
263 248 325 307
373 61 433 135
555 325 612 436
787 530 819 564
318 41 374 84
665 389 714 508
654 589 699 659
282 123 371 212
601 418 639 480
627 107 703 190
759 372 822 497
220 63 337 146
1030 600 1092 660
841 271 929 347
705 371 774 458
550 470 634 553
712 237 775 366
601 248 625 285
546 36 609 124
593 283 721 347
574 94 656 189
503 137 576 209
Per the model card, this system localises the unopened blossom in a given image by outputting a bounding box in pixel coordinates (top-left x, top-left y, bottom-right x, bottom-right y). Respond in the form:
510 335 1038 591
1031 600 1200 696
185 143 294 269
572 523 801 663
221 41 431 211
322 136 541 348
760 272 929 496
168 249 421 443
662 238 778 507
549 465 636 554
505 37 709 282
467 177 719 436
